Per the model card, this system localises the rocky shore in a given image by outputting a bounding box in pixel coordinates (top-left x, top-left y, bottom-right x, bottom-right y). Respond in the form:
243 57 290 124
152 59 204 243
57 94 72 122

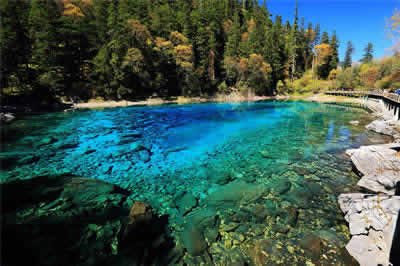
337 97 400 266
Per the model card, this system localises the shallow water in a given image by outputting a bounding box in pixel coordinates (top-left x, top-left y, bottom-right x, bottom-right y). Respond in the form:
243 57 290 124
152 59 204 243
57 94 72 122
1 100 393 264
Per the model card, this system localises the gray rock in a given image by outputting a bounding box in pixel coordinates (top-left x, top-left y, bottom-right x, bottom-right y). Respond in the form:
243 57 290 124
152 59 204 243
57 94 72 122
347 143 400 194
366 119 400 139
338 193 400 266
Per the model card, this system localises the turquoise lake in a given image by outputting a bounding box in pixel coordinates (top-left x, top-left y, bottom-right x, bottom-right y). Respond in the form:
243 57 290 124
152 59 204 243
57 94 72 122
0 100 393 264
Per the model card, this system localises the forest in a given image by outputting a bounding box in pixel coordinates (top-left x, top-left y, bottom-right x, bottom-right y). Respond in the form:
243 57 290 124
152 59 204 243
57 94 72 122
1 0 341 104
1 0 398 106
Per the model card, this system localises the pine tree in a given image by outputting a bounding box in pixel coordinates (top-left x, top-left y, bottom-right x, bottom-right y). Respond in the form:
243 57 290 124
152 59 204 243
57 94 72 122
107 0 118 37
361 42 374 64
321 31 329 44
329 31 339 70
0 0 30 89
265 15 286 93
93 0 109 45
29 0 57 70
343 41 354 69
288 0 299 81
224 9 241 58
314 23 320 46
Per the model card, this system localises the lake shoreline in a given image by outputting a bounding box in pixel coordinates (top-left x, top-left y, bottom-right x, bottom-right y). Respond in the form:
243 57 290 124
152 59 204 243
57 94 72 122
73 95 290 109
73 93 375 109
321 94 400 265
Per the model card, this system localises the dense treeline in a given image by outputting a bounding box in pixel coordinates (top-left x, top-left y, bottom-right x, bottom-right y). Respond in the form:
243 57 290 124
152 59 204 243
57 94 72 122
289 40 400 94
1 0 340 104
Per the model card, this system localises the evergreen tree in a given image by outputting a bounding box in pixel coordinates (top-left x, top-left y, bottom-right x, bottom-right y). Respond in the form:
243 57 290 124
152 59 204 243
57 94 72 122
343 41 354 69
314 23 320 46
321 31 329 44
329 31 339 70
288 0 299 81
224 9 240 58
361 42 374 64
0 0 30 90
265 15 286 93
29 0 57 71
92 0 109 45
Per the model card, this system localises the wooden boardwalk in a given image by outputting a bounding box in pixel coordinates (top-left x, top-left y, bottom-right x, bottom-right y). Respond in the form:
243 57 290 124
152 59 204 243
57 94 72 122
326 90 400 104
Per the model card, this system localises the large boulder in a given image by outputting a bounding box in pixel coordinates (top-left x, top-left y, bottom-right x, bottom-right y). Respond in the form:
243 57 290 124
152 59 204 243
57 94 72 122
347 143 400 194
366 119 400 140
339 193 400 266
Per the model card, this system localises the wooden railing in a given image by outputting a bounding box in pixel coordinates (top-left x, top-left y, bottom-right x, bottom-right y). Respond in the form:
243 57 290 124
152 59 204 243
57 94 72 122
326 90 400 104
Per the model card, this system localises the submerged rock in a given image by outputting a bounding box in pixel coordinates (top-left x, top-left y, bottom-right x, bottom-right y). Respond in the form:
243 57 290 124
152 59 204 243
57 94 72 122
273 180 292 195
138 149 151 162
2 174 130 266
2 174 175 266
36 136 58 147
182 226 208 256
175 192 198 215
279 206 299 227
131 142 149 152
298 233 321 263
206 181 267 208
181 208 217 256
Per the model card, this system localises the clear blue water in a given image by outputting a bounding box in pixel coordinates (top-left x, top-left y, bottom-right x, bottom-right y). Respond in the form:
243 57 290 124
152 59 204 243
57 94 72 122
0 100 392 264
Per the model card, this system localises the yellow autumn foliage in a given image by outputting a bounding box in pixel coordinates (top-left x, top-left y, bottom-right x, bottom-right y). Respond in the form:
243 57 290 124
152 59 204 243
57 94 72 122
174 45 193 67
169 31 189 46
61 0 92 20
62 1 84 18
314 43 332 65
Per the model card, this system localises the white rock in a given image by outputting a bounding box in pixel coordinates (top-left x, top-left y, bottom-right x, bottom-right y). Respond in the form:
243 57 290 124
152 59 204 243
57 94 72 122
347 143 400 194
339 193 400 266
